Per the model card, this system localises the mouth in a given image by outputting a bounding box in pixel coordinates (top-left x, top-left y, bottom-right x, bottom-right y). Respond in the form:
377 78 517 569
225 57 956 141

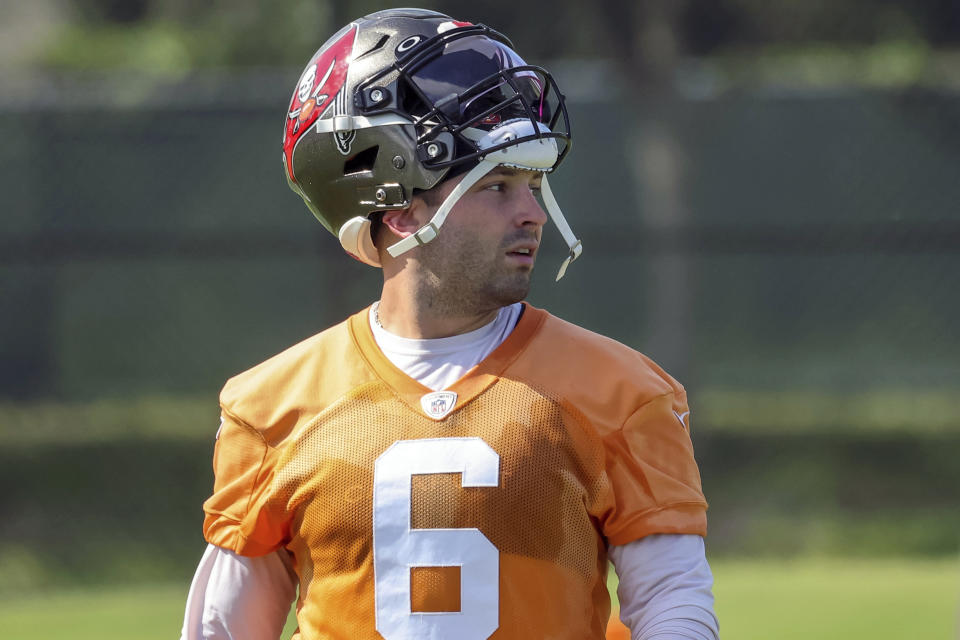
505 244 538 265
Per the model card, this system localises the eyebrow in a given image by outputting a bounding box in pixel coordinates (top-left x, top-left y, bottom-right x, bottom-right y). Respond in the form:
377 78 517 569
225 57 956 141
487 166 542 179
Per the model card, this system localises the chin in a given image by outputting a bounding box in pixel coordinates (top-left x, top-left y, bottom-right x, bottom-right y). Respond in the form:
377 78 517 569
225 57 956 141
489 277 531 307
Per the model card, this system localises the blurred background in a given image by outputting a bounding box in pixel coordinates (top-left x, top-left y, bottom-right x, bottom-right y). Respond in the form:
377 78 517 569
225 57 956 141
1 1 958 638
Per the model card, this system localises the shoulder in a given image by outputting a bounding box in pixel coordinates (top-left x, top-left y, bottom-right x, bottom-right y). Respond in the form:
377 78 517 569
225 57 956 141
529 307 680 397
219 308 373 444
515 306 685 427
221 315 353 403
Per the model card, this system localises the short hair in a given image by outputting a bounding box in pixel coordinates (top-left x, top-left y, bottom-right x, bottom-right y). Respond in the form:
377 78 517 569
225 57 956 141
412 186 443 208
369 184 442 248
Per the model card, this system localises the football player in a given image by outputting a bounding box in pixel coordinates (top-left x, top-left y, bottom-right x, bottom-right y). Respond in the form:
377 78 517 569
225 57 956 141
181 8 718 640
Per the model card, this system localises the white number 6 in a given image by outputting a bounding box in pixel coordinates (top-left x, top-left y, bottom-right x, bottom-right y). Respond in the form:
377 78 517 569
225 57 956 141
373 437 500 640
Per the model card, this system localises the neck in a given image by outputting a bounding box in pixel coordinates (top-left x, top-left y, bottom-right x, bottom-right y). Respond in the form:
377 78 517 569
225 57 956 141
377 276 500 339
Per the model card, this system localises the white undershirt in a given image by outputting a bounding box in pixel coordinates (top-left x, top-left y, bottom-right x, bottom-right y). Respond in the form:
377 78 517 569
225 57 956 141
181 303 719 639
369 301 523 391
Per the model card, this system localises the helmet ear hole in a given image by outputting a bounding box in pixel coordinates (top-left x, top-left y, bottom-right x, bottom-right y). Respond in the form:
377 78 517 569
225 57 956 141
343 145 380 176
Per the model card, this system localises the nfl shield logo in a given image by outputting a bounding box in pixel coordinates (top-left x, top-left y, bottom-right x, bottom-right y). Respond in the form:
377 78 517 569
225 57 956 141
420 391 458 420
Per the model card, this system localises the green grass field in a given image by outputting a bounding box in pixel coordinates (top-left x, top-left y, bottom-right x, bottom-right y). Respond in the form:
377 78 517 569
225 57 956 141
712 558 959 639
0 557 955 639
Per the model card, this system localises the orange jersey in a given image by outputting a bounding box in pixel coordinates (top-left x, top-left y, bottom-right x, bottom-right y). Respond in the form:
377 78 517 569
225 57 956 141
202 304 707 640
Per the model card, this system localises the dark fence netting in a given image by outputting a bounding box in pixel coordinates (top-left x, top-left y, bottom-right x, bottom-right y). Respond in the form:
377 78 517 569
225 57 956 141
2 77 956 402
0 72 957 577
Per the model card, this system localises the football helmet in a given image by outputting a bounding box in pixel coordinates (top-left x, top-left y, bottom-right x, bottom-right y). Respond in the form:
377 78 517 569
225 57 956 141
282 8 582 279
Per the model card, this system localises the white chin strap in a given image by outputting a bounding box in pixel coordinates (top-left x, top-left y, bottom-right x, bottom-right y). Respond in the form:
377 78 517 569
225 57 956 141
538 174 582 281
388 120 582 280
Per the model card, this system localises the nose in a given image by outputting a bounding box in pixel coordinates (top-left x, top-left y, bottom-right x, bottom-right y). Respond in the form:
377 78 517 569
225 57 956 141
514 185 548 229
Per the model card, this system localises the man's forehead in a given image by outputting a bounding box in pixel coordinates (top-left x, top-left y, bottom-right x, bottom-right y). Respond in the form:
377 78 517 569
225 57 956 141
488 166 543 179
431 164 542 199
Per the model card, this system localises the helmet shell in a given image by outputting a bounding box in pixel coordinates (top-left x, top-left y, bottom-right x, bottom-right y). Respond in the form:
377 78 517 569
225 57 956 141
282 8 571 259
283 10 463 236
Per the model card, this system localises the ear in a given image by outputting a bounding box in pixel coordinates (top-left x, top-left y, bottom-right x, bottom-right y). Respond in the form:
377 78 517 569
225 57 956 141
380 201 426 238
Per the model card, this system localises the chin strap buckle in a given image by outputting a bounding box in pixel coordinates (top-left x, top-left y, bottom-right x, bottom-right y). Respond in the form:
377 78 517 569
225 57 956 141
555 239 582 281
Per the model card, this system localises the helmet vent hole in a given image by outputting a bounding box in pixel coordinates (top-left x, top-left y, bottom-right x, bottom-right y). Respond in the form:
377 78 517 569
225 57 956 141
343 145 380 176
356 34 390 60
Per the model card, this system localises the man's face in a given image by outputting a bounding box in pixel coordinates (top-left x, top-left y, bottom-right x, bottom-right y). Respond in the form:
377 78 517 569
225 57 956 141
411 167 549 315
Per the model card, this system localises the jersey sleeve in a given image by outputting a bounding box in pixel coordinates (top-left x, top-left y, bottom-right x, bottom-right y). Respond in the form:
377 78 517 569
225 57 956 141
599 389 708 545
202 410 289 556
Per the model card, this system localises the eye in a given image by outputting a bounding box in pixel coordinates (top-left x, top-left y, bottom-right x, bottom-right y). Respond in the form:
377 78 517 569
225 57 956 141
484 182 505 192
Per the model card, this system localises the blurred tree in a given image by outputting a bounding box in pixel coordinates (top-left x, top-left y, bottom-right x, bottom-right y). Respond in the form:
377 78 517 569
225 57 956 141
41 0 336 72
31 0 960 73
71 0 149 23
680 0 960 52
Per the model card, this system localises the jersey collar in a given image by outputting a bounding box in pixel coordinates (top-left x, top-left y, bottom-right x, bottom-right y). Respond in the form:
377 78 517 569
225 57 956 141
348 302 547 418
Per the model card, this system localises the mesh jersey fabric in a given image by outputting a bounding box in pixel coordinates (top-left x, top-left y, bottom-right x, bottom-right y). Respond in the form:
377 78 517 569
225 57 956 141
202 303 707 640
